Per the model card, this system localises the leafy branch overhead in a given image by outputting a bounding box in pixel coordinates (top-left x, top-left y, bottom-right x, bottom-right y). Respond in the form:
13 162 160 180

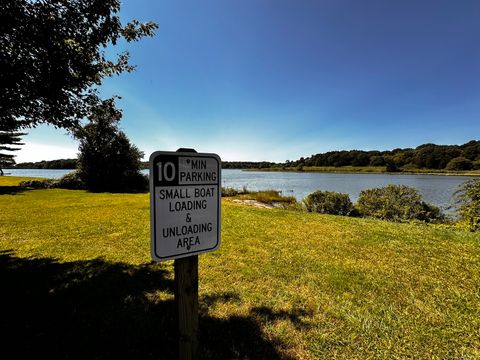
0 0 158 130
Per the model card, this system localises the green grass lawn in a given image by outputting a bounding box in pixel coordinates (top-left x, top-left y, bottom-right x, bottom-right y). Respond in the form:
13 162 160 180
1 177 479 359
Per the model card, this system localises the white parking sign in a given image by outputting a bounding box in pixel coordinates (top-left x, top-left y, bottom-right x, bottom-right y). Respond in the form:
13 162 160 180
149 151 221 261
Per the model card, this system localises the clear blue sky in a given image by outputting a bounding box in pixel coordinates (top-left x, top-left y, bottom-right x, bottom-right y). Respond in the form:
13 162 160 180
18 0 480 162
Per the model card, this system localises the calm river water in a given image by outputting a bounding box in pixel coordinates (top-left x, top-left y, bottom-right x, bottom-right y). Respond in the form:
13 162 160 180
5 168 475 211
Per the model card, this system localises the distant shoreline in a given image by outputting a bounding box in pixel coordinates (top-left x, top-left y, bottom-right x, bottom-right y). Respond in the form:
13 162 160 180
243 166 480 177
5 166 480 177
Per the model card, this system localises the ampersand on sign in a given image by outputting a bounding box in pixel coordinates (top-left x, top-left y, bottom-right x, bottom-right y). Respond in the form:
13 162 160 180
186 213 192 223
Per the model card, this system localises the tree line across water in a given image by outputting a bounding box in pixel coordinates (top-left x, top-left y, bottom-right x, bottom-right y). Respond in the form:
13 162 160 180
10 139 480 173
222 140 480 171
12 159 78 169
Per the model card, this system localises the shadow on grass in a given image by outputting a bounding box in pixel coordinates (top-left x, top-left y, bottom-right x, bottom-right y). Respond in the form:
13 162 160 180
251 307 313 331
0 250 293 359
0 185 32 195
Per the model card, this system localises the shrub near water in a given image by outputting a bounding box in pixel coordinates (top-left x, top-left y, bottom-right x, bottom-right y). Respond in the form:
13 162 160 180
304 190 354 215
252 190 296 205
19 179 54 189
221 186 249 197
54 171 86 190
454 178 480 231
20 172 86 190
357 184 440 222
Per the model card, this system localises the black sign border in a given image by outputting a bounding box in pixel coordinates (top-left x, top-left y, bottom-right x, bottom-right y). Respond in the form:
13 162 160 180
149 151 221 261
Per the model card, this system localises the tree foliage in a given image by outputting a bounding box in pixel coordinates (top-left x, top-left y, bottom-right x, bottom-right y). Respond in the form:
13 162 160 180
445 157 473 171
304 190 354 216
14 158 78 169
356 185 441 222
222 141 480 171
75 99 146 192
222 161 277 169
0 123 26 175
453 179 480 231
286 140 480 171
0 0 157 130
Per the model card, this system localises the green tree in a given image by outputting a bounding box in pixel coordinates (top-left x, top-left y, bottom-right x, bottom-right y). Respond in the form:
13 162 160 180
445 157 473 171
356 184 440 222
304 190 354 216
472 159 480 170
0 125 26 175
1 0 157 131
384 157 399 172
453 179 480 231
369 155 385 166
75 99 146 192
460 140 480 160
351 152 370 166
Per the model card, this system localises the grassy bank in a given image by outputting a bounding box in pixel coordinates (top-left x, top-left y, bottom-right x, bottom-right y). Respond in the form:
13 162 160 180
249 166 480 176
1 177 479 359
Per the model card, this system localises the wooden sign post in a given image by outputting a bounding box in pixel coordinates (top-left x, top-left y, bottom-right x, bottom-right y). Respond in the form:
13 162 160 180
149 148 221 360
175 255 198 360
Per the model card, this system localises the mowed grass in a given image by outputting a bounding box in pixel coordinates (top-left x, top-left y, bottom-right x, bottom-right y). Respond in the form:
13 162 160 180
1 177 479 359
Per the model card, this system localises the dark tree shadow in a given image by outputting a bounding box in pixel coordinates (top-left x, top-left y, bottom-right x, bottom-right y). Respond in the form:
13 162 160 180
0 250 176 359
0 185 32 195
250 307 313 331
0 250 297 360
